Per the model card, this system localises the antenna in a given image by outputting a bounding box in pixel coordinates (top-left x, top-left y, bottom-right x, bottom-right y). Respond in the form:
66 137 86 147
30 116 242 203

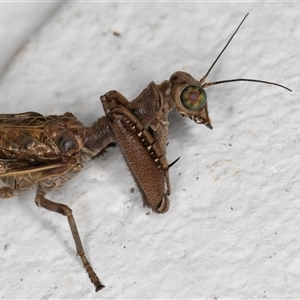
199 13 291 92
202 78 291 92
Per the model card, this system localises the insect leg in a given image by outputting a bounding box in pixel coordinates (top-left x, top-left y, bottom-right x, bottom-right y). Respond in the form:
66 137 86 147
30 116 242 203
101 95 171 213
127 80 172 154
0 177 24 198
101 81 173 155
35 189 105 292
0 186 17 198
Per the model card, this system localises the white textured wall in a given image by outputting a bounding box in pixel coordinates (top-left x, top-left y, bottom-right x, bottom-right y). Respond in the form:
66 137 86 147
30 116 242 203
0 2 298 299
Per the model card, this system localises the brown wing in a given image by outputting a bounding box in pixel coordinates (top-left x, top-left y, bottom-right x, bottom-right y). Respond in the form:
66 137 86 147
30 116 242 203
0 112 61 180
0 111 86 161
0 112 62 162
0 156 81 195
0 112 43 123
0 157 74 177
0 111 85 179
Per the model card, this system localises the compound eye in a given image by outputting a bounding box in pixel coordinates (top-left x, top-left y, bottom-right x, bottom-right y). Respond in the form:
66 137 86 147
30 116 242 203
180 85 207 111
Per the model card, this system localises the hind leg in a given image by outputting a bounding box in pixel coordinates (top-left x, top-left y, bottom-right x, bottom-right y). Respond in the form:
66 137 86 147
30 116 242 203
35 185 104 292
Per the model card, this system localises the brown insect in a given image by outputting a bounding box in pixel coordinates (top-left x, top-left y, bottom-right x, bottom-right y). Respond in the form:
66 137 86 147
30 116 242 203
0 14 291 292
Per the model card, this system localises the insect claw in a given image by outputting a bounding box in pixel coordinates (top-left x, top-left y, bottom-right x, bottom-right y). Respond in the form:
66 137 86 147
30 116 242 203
95 283 105 292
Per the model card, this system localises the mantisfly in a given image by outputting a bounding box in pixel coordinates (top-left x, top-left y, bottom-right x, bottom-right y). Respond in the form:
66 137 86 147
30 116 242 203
0 14 291 292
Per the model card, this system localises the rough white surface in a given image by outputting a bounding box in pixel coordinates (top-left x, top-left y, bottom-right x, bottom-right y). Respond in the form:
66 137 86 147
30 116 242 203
0 2 299 299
